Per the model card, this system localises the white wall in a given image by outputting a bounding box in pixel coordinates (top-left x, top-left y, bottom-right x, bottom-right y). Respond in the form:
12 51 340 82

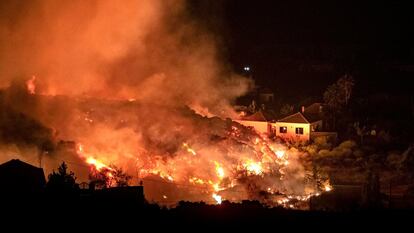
236 120 270 135
273 122 310 141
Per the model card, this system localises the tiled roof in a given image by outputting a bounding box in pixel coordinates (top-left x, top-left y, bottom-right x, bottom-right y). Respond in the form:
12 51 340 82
278 112 309 124
240 110 276 122
241 110 268 122
305 103 323 114
303 112 322 123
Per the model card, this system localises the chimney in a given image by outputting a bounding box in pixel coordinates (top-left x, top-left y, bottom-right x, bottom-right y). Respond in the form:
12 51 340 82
301 106 305 113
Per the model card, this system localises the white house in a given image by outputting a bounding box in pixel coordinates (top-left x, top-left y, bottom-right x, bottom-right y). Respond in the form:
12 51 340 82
234 103 336 142
273 103 337 143
273 112 320 142
235 110 274 135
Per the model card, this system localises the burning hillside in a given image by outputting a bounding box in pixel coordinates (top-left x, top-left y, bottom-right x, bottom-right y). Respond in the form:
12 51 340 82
0 85 330 207
0 0 330 208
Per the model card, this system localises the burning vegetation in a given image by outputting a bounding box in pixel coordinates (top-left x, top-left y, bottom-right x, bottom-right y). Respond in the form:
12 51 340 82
0 0 331 208
73 108 330 207
0 83 332 207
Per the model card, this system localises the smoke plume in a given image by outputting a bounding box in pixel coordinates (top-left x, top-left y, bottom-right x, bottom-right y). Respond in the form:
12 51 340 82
0 0 250 113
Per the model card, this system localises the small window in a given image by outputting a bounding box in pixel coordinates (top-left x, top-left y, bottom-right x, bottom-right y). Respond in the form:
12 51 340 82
279 126 287 133
295 127 304 135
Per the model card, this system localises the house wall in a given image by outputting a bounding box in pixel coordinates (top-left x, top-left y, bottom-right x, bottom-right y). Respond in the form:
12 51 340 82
273 122 310 141
236 120 270 135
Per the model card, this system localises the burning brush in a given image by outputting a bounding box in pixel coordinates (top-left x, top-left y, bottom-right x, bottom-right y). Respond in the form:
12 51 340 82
75 119 331 208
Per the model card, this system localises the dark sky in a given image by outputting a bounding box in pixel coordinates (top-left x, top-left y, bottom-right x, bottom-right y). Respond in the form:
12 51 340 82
189 0 414 100
224 1 413 46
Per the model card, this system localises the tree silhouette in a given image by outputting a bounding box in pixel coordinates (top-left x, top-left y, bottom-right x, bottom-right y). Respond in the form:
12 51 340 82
337 74 355 105
111 166 132 187
89 165 132 189
46 162 78 194
323 74 355 130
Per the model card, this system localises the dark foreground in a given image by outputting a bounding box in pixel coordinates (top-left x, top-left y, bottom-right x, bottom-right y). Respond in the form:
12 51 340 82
2 196 413 230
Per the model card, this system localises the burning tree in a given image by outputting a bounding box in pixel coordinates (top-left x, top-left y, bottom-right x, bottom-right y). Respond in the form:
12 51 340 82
89 164 132 189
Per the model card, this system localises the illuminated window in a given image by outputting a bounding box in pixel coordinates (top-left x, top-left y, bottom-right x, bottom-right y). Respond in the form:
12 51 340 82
295 127 304 135
279 127 287 133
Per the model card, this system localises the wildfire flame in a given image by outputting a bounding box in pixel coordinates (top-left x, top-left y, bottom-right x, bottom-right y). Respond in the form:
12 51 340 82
26 76 36 94
243 160 263 175
0 0 334 210
77 143 115 186
189 177 204 185
182 143 197 156
73 124 331 207
322 180 333 192
215 161 225 179
212 193 222 204
275 150 285 159
86 157 113 172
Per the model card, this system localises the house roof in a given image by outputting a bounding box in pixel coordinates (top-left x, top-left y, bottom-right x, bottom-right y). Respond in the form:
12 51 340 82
276 102 324 124
239 110 275 122
0 159 46 191
303 102 324 123
304 103 323 114
278 112 309 124
0 159 43 171
303 112 322 123
240 110 267 121
278 111 323 124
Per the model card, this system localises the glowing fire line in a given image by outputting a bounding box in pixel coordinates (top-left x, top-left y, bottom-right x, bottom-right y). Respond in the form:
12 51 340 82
74 126 332 207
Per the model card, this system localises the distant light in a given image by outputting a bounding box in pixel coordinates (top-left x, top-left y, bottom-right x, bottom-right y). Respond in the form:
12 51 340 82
244 66 250 71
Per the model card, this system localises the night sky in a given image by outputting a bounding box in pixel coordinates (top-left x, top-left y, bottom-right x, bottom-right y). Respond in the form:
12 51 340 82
190 1 414 101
